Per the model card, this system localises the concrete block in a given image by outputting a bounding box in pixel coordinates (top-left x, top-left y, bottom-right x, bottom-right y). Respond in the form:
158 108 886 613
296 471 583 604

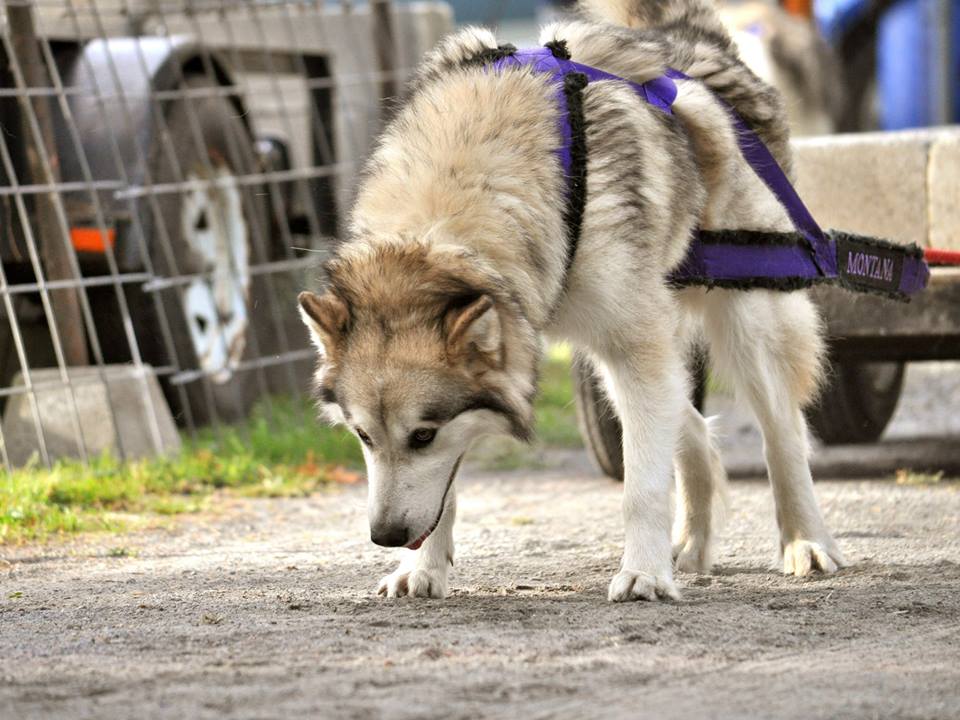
793 127 960 250
2 365 181 467
397 2 454 59
928 133 960 251
793 130 931 247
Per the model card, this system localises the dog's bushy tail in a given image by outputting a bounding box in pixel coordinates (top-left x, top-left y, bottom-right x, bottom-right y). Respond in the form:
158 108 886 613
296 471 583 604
578 0 793 174
579 0 731 42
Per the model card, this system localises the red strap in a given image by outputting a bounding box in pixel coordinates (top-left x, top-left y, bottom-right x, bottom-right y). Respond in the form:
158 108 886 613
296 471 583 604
924 248 960 266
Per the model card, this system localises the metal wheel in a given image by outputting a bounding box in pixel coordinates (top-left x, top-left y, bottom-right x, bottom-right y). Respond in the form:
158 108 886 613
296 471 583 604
132 75 270 425
178 167 251 384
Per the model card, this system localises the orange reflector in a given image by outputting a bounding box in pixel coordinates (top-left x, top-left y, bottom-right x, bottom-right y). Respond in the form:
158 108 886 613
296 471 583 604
782 0 813 18
70 227 116 253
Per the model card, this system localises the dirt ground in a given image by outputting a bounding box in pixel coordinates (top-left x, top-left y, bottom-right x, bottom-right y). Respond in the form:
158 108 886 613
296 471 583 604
2 459 959 720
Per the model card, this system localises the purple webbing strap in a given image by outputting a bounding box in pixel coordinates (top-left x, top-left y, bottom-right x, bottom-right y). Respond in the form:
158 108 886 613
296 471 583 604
671 239 820 282
664 70 928 296
489 48 678 181
664 69 836 277
675 230 930 297
898 249 931 295
487 49 930 297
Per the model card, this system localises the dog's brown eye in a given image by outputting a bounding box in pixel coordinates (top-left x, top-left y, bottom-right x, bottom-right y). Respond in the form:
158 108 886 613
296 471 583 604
409 427 436 449
356 428 373 447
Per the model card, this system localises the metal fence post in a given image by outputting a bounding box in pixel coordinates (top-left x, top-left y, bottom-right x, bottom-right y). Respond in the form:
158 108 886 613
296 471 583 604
371 0 398 115
6 1 89 366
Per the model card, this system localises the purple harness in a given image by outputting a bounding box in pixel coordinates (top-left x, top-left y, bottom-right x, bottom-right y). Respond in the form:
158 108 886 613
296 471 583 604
488 46 930 299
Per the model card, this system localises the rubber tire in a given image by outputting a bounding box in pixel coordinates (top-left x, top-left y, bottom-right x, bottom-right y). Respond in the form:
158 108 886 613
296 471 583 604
572 351 707 482
806 360 905 445
129 75 272 426
573 354 625 481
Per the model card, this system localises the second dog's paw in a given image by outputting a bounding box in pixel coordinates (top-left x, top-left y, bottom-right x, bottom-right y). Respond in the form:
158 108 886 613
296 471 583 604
672 534 713 574
377 567 448 599
607 569 680 602
782 538 846 577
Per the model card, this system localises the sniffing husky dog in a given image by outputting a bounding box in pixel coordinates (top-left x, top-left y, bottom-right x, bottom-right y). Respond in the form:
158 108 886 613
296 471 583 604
298 0 845 601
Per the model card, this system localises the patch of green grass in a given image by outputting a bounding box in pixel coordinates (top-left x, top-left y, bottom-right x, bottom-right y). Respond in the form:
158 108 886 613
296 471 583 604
1 397 361 545
2 347 582 545
467 344 582 470
149 496 205 516
190 396 362 470
534 344 582 448
895 469 950 486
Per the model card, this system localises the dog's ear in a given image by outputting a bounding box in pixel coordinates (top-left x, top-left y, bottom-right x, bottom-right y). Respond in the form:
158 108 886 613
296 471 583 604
298 290 349 357
444 294 501 363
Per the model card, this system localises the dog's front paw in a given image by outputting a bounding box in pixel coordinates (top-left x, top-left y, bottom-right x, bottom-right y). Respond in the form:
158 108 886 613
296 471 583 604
608 568 680 602
782 538 846 577
377 567 448 599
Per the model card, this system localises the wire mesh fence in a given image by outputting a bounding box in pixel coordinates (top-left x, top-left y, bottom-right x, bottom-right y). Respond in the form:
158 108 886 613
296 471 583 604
0 0 453 470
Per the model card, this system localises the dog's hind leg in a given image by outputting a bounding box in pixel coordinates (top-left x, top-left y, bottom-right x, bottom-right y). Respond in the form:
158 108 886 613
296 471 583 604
702 290 845 576
672 400 728 574
377 489 456 599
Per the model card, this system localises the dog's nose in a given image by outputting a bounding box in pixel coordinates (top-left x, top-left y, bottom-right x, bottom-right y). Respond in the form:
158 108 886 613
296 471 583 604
370 525 408 547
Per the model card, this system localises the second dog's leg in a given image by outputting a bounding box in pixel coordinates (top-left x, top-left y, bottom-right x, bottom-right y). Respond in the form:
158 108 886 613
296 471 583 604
673 401 728 574
377 489 456 598
595 333 685 602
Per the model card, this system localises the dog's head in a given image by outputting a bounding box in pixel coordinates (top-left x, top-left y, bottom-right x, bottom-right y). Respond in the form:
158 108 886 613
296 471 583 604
298 242 538 549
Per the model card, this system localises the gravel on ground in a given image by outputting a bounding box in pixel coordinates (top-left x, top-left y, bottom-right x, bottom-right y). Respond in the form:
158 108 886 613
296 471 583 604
2 462 959 719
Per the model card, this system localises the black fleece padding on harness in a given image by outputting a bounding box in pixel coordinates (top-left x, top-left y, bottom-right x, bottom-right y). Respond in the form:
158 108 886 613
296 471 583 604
544 39 572 61
833 230 924 259
676 273 913 301
461 43 517 68
669 274 831 292
544 39 589 282
832 231 921 300
668 230 826 292
695 229 809 247
561 71 589 280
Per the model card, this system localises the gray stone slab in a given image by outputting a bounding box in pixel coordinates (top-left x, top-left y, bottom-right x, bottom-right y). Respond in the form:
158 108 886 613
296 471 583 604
2 364 181 467
928 132 960 251
793 126 960 250
793 130 932 247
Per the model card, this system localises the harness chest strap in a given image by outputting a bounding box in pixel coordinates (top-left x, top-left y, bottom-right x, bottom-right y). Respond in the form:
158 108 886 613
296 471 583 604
485 44 930 300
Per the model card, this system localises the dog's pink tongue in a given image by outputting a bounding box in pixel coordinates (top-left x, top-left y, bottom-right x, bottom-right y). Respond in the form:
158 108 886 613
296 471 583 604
406 530 430 550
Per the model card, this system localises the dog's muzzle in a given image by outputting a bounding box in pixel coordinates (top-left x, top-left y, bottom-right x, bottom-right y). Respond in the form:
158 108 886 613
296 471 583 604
369 454 463 551
370 525 410 548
